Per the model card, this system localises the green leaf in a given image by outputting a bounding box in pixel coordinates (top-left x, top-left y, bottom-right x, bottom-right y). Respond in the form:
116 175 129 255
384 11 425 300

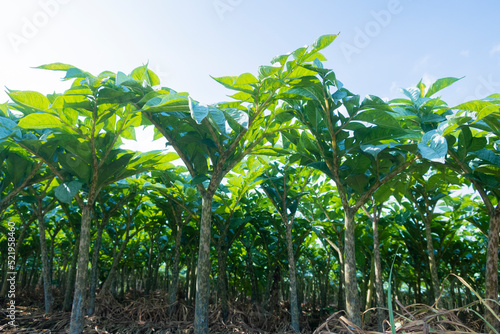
251 147 290 156
189 97 209 124
0 103 9 117
353 127 416 148
292 47 307 61
421 114 446 123
342 154 372 174
191 174 209 185
373 181 393 203
271 53 290 66
18 113 64 129
35 63 77 71
354 109 401 130
474 166 500 179
8 91 50 112
286 86 323 102
59 152 91 181
391 107 419 120
234 73 258 85
229 91 253 102
425 77 463 98
417 80 426 97
208 106 227 134
54 181 82 203
63 68 90 80
100 154 135 183
116 71 134 86
51 94 93 112
418 130 447 163
453 100 492 112
6 153 30 186
473 104 500 123
0 117 19 139
360 144 387 158
345 174 369 193
312 34 338 51
332 89 347 102
212 75 253 93
288 66 318 79
258 65 280 79
223 108 248 130
141 93 190 113
475 149 500 167
402 88 420 102
360 95 394 112
131 65 160 86
458 126 487 157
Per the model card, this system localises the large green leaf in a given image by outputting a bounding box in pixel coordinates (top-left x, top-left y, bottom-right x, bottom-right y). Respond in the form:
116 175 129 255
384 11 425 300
271 53 290 66
474 104 499 123
251 147 290 156
353 127 416 147
98 153 135 185
211 75 255 94
8 91 50 112
402 87 420 102
190 174 210 185
18 113 64 129
0 103 9 117
332 89 347 102
141 93 190 113
425 77 463 98
457 126 487 158
341 154 372 175
189 98 209 124
345 174 369 193
417 130 447 163
360 144 388 158
54 181 82 203
474 149 500 167
59 152 91 182
35 62 77 71
234 73 258 85
51 94 93 113
131 65 160 87
258 65 280 79
373 181 393 203
0 117 19 140
360 95 394 113
354 109 401 130
5 153 30 186
453 100 492 112
63 68 91 81
208 106 227 134
116 71 135 86
286 86 323 102
312 34 338 52
223 108 248 130
292 47 307 61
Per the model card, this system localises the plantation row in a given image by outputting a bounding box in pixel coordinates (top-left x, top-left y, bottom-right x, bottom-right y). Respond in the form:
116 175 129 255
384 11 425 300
0 35 499 333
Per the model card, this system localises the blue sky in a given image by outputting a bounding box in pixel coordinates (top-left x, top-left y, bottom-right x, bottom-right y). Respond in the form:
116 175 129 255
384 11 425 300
1 0 500 151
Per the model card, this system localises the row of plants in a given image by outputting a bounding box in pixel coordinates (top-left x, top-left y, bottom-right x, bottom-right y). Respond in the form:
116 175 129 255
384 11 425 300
0 35 499 333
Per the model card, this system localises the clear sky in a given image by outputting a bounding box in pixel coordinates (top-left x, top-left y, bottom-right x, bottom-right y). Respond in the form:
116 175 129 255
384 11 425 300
1 0 500 151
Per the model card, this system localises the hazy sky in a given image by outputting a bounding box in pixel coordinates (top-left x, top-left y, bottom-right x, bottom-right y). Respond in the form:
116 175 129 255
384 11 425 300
1 0 500 151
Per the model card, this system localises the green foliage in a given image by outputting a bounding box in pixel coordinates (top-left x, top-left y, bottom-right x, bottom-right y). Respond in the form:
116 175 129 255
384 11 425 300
1 35 498 333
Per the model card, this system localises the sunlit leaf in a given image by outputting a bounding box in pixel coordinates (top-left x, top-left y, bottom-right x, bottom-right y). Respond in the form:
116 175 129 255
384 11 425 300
8 91 50 112
18 113 64 129
54 181 82 203
425 77 463 98
417 130 447 163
